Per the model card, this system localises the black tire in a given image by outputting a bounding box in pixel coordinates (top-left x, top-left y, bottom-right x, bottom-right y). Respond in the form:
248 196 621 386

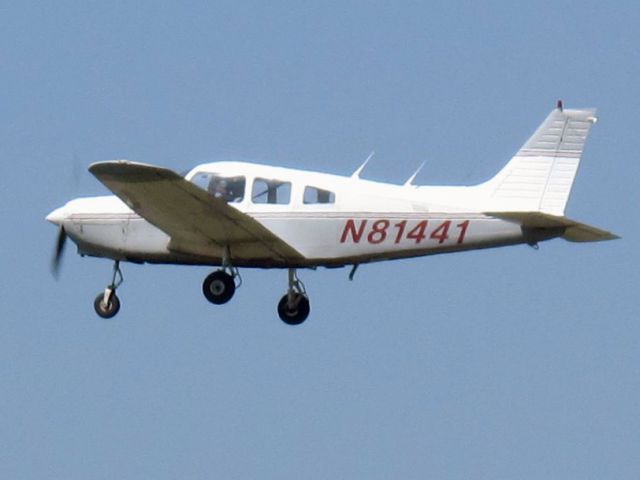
277 294 310 325
94 292 121 319
202 270 236 304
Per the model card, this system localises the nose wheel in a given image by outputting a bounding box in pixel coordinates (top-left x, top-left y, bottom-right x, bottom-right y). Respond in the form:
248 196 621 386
277 268 310 325
94 291 120 319
93 261 123 319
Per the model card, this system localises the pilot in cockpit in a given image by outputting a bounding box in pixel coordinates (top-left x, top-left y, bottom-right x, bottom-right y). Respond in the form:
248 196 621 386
208 176 244 203
209 177 229 200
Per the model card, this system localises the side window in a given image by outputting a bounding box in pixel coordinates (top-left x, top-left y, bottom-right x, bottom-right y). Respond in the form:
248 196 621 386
303 186 335 204
252 178 291 204
191 172 245 203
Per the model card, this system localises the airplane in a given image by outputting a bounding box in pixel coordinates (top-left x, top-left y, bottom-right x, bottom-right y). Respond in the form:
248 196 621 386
46 101 617 325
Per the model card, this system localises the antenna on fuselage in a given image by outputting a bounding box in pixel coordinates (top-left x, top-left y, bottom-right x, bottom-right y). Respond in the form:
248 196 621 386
351 151 375 179
403 161 426 186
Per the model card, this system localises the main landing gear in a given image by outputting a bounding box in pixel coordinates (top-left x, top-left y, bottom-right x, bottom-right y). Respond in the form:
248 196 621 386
277 268 310 325
202 246 241 305
202 268 240 304
201 263 311 325
93 260 123 319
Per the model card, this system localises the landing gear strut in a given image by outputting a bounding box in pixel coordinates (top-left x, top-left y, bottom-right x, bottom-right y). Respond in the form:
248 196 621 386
94 261 123 319
277 268 310 325
202 246 241 305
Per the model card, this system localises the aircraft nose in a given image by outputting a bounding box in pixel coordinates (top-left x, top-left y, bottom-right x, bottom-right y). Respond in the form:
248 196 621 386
46 206 67 225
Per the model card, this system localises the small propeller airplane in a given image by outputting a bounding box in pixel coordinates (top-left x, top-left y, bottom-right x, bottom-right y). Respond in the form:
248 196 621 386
47 102 617 325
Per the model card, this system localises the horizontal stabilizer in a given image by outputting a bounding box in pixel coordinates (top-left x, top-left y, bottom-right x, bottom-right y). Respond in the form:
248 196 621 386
486 211 619 243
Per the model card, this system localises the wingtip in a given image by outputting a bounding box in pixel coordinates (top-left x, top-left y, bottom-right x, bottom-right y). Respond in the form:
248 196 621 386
89 160 167 178
88 160 131 174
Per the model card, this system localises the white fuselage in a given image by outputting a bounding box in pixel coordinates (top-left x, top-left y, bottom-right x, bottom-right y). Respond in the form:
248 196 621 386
47 161 539 268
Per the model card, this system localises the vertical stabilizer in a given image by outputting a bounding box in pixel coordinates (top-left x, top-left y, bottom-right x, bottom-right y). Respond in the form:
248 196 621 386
482 105 598 215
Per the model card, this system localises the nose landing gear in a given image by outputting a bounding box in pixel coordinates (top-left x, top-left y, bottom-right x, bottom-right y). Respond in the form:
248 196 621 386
93 261 123 319
277 268 310 325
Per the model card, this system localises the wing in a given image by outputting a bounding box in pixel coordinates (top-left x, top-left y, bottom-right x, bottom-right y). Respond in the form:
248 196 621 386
89 161 304 261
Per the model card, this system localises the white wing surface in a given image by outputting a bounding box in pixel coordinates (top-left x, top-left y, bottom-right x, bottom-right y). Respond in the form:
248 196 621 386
89 161 303 261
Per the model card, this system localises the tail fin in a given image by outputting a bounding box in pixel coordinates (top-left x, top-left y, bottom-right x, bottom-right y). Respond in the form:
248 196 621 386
482 104 598 216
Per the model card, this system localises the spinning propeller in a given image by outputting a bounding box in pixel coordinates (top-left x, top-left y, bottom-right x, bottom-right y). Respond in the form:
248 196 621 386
49 153 85 278
51 226 68 278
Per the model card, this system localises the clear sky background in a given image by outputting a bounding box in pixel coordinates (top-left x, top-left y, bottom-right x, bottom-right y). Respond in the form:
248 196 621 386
1 1 638 478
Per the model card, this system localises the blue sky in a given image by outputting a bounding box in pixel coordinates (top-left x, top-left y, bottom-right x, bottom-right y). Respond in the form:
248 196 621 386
2 1 638 478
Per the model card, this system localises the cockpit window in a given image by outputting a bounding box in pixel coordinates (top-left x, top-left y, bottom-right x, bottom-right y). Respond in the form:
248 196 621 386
252 178 291 205
303 186 335 204
191 172 245 203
